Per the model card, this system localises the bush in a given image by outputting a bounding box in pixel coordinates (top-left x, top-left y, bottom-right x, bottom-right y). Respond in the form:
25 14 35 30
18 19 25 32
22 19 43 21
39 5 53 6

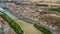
36 4 48 7
49 7 60 12
34 24 52 34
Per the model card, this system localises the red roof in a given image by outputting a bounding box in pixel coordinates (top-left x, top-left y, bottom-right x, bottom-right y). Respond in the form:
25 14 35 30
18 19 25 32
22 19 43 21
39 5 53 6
0 17 2 22
0 17 5 24
0 19 2 22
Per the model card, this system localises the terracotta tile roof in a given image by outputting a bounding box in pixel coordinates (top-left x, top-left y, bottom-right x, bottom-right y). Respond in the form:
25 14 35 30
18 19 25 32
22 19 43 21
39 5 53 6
0 19 2 22
0 17 5 24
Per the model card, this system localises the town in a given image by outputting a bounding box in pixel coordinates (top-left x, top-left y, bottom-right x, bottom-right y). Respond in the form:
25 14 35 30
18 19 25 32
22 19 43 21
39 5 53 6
0 0 60 34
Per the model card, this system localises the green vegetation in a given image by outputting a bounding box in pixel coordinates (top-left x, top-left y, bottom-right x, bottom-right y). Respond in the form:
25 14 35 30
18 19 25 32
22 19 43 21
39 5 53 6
40 11 47 15
15 3 22 5
49 6 60 12
0 12 24 34
34 24 52 34
54 21 60 27
36 4 48 7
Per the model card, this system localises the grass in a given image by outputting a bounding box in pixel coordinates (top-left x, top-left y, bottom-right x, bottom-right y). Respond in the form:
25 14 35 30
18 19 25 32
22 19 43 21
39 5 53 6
36 4 48 7
34 24 52 34
0 11 24 34
49 7 60 12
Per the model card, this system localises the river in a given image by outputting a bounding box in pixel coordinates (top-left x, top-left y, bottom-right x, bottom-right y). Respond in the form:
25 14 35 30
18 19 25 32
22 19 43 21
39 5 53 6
0 7 43 34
